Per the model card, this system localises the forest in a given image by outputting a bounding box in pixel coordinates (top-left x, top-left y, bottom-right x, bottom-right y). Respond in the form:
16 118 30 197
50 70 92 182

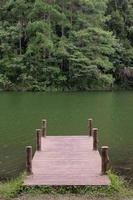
0 0 133 91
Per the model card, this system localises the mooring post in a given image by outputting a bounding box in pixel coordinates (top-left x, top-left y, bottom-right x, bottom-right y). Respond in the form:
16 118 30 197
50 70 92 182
101 146 109 174
26 146 32 174
42 119 47 137
93 128 98 150
88 118 93 136
36 129 42 151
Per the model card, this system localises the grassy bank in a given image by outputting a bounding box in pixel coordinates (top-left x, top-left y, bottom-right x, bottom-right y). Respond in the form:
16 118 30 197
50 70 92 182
0 171 133 200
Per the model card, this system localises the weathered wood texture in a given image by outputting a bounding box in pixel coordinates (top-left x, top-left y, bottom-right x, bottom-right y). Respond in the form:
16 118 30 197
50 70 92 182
101 146 109 175
42 119 47 137
36 129 41 151
26 146 32 174
93 128 98 150
88 119 93 136
24 136 110 186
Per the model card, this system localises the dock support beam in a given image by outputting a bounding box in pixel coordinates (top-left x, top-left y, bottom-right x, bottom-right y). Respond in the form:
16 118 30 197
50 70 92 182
26 146 32 174
101 146 109 174
88 118 93 136
93 128 98 150
36 129 42 151
42 119 47 137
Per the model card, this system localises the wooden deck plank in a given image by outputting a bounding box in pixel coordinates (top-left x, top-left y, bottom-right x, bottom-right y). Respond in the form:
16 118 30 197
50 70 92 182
24 136 110 186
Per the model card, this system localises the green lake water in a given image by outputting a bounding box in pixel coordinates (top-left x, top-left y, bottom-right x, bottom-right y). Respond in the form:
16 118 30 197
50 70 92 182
0 91 133 182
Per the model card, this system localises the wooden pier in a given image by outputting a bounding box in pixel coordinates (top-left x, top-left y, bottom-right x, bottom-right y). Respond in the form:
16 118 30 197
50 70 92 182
24 119 110 186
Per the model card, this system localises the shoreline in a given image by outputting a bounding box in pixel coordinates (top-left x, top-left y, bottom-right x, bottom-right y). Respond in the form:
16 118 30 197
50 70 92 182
0 84 133 92
0 88 133 93
0 171 133 200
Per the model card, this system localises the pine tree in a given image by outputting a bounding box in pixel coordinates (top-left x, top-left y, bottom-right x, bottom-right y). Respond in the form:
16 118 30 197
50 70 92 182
106 0 133 86
1 0 132 90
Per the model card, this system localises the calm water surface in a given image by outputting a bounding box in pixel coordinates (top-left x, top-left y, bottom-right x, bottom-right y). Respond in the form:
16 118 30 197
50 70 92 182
0 92 133 181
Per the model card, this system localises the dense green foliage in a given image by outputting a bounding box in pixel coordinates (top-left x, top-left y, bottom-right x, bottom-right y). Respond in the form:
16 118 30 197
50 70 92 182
106 0 133 87
0 0 133 91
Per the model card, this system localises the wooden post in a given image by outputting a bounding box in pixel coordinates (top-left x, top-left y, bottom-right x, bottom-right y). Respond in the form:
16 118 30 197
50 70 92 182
26 146 32 174
93 128 98 150
101 146 109 174
88 118 93 136
36 129 41 151
42 119 47 137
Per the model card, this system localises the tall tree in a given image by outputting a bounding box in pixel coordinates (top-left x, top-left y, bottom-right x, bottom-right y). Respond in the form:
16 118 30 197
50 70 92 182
2 0 132 90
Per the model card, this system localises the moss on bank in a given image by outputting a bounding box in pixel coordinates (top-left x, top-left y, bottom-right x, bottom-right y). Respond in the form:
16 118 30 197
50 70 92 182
0 171 132 200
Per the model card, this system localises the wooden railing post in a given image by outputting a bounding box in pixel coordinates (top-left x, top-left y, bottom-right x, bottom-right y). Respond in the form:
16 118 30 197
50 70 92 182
92 128 98 150
42 119 47 137
101 146 109 174
36 129 42 151
88 118 93 136
26 146 32 174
